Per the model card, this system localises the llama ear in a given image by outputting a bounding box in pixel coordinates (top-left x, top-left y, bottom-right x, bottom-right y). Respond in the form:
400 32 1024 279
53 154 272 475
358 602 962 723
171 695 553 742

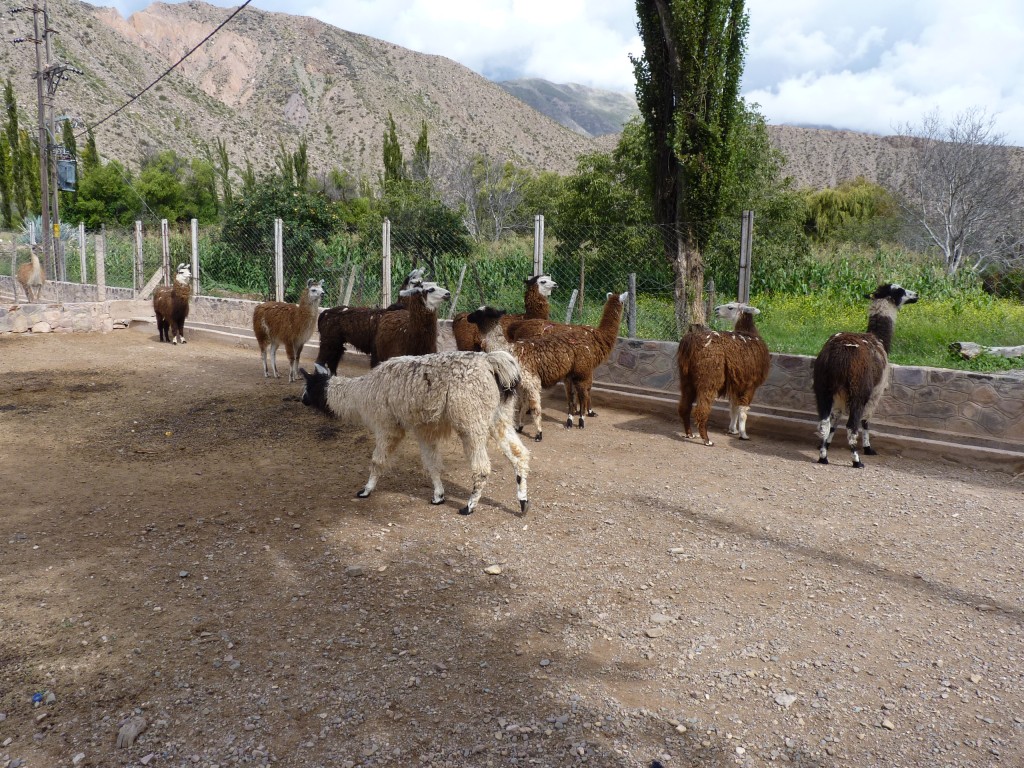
619 291 629 303
314 363 330 376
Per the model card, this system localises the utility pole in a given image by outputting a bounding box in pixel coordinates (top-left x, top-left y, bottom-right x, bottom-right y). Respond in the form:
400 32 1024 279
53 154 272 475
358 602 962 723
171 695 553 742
12 0 79 280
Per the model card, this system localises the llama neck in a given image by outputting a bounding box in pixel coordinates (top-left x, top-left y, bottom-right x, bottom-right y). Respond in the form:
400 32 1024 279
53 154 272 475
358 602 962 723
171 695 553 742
597 299 623 338
324 375 370 424
523 288 550 319
173 279 192 299
866 299 897 352
480 322 511 352
408 295 439 340
732 312 761 337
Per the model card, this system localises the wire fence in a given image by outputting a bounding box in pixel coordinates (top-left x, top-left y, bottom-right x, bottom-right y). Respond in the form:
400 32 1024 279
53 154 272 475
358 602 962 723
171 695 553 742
5 214 755 341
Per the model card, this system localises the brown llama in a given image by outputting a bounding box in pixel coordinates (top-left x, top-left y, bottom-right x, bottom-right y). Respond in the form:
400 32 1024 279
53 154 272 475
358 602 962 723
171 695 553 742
253 278 326 381
16 247 46 303
152 263 193 344
812 283 918 467
452 274 557 351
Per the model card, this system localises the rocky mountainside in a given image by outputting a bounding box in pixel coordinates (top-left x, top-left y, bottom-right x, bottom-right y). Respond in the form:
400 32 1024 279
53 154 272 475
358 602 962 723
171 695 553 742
496 79 638 138
3 0 1016 192
0 0 599 180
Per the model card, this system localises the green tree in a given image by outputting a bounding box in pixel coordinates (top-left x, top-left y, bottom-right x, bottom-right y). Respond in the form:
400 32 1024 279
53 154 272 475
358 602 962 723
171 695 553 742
411 121 430 182
633 0 749 329
207 136 233 208
0 132 12 228
59 119 79 213
134 150 188 222
382 112 405 187
4 79 28 221
803 177 899 244
80 128 100 174
21 130 40 215
184 157 220 224
68 160 135 228
293 138 309 190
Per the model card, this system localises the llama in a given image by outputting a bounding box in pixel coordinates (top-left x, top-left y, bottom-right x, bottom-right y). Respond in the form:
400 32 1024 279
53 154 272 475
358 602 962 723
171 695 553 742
315 269 425 373
16 247 46 303
676 302 770 446
452 274 557 351
300 351 531 516
468 290 627 439
373 281 451 365
152 263 192 344
813 283 918 467
252 278 326 381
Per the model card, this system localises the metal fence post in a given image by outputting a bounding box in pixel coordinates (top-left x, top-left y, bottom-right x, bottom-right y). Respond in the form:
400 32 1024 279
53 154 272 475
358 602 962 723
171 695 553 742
382 217 392 308
533 214 544 276
161 219 171 286
739 210 754 304
448 263 468 320
190 219 200 296
564 289 578 324
628 272 637 338
134 220 144 294
95 226 106 302
274 217 284 302
78 223 86 284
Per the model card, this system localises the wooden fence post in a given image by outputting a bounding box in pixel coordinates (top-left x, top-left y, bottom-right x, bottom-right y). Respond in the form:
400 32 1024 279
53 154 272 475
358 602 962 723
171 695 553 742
190 219 200 296
95 227 107 302
382 218 392 308
739 210 754 304
533 214 544 276
134 221 144 294
78 223 87 284
274 217 284 302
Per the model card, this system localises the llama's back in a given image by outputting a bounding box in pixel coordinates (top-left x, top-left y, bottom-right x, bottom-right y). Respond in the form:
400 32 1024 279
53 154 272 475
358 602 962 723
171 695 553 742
813 332 888 408
676 327 728 394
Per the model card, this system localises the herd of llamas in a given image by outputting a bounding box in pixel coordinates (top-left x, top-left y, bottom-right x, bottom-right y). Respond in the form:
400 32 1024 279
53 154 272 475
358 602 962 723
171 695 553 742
136 261 918 514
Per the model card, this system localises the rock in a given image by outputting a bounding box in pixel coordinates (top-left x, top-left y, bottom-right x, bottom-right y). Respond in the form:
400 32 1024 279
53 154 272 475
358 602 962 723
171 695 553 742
649 613 674 624
484 565 502 575
345 566 365 577
539 659 551 667
775 693 797 709
116 715 148 748
645 627 666 638
72 753 86 765
881 719 895 730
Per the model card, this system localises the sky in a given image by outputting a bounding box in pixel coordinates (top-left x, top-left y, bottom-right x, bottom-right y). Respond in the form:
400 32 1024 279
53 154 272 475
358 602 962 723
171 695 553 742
110 0 1024 146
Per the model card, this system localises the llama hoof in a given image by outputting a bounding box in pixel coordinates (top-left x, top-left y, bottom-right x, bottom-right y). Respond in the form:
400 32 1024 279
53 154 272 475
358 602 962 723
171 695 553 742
576 420 585 429
356 489 371 498
817 457 829 465
515 425 524 433
564 418 573 429
683 432 695 440
458 505 474 516
739 434 750 441
430 495 445 505
864 446 878 455
533 433 543 442
519 499 530 515
852 461 865 469
586 410 597 417
727 429 739 436
702 439 714 446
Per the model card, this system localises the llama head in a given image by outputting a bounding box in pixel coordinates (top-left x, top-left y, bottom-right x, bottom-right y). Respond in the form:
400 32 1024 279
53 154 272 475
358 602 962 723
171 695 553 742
866 283 918 308
174 263 192 284
402 267 426 289
400 281 451 311
467 306 505 336
715 302 760 322
527 274 557 296
305 278 326 302
300 363 332 413
605 291 629 305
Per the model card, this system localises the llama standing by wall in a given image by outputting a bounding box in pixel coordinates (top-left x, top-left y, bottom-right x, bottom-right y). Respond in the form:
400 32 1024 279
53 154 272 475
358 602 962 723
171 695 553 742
813 283 918 467
300 351 531 516
16 247 46 303
152 263 192 344
373 281 450 365
453 274 557 351
315 269 425 373
676 302 771 446
253 278 326 381
468 290 627 439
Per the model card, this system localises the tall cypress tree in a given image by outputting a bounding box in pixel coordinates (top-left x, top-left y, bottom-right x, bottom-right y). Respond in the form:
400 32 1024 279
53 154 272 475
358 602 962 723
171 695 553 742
0 133 12 228
411 121 430 182
382 113 405 187
632 0 748 328
4 79 27 222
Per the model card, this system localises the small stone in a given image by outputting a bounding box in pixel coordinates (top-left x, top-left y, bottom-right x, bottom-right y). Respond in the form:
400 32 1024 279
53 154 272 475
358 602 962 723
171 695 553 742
775 693 797 709
179 571 189 578
484 565 502 575
345 566 365 577
140 755 155 766
970 674 982 684
645 627 666 638
72 753 86 766
675 724 687 734
649 613 674 624
881 719 895 730
539 659 551 667
668 547 686 554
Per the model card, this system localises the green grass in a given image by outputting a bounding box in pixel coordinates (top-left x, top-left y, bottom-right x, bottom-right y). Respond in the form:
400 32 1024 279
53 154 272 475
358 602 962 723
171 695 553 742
751 292 1024 372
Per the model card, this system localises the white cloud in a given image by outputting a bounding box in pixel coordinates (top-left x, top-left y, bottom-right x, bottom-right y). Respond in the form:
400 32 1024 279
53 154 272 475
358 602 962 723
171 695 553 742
111 0 1024 145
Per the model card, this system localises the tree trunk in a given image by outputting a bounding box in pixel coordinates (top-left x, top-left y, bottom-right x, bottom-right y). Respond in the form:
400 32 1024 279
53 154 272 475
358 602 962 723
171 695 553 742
671 230 707 335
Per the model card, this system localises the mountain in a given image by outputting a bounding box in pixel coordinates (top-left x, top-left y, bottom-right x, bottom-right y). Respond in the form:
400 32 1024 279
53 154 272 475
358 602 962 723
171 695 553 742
0 0 600 180
496 79 638 138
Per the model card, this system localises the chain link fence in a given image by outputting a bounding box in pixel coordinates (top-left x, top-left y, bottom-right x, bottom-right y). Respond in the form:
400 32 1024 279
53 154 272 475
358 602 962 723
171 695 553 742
36 213 755 341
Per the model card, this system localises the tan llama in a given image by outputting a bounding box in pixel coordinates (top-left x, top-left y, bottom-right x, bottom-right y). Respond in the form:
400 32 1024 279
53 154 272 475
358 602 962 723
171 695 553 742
16 247 46 303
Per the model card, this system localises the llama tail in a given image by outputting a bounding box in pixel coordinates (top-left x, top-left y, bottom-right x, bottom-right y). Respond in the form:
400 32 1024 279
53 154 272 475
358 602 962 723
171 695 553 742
486 351 521 401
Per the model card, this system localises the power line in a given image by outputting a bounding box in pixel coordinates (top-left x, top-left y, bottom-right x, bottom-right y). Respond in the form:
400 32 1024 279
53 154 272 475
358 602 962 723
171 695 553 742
80 0 253 138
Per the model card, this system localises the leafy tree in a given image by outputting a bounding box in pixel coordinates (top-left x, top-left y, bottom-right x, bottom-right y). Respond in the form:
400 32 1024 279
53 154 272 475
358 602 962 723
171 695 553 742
67 160 136 228
382 112 405 187
80 128 100 174
134 150 188 222
632 0 749 329
803 177 899 244
21 129 40 215
5 79 28 221
293 139 309 190
183 157 219 224
0 133 12 228
411 121 430 182
207 136 233 208
275 137 295 188
59 119 79 213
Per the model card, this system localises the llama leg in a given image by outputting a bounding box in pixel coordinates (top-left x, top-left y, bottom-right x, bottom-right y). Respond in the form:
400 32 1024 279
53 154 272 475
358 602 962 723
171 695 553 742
286 344 298 383
737 405 751 440
846 407 865 468
458 433 492 516
727 402 740 435
678 382 696 439
861 419 877 455
416 434 446 505
491 421 531 515
359 428 404 498
269 343 280 378
692 390 716 446
563 380 575 429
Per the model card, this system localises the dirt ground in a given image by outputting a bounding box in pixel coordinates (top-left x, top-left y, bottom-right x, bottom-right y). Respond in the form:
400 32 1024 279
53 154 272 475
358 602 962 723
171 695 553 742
1 327 1023 768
